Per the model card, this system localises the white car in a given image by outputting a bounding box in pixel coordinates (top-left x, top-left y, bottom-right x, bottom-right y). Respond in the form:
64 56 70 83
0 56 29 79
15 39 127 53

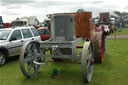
0 26 41 65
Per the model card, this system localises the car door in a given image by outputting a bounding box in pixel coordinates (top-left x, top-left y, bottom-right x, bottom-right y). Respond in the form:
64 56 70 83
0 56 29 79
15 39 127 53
8 30 23 56
21 28 33 43
30 28 41 41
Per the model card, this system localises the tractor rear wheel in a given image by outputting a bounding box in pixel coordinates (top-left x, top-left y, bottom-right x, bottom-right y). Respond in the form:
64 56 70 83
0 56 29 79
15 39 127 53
91 32 104 63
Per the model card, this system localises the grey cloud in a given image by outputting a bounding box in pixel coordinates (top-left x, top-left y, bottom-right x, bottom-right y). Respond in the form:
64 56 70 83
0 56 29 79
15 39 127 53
125 6 128 9
5 4 22 9
2 10 20 16
30 1 86 8
86 6 114 17
90 1 104 4
1 0 86 12
1 0 35 5
102 5 118 9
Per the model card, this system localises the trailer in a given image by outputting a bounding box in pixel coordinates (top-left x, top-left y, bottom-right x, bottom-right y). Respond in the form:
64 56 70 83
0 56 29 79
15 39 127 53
11 16 40 29
19 12 105 83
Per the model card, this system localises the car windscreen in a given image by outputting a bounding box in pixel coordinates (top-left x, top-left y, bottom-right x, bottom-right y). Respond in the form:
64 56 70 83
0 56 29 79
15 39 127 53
0 30 11 40
39 29 49 35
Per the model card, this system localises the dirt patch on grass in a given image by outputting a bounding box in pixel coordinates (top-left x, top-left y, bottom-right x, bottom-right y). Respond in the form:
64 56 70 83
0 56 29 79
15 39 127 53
107 34 128 39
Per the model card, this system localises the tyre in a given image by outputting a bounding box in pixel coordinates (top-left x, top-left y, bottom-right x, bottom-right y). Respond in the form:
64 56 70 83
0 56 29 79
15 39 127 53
91 32 104 63
0 51 6 66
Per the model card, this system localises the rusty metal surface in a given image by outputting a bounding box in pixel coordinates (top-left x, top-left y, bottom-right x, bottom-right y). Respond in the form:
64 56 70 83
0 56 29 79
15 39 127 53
55 12 93 39
74 12 93 39
99 12 110 24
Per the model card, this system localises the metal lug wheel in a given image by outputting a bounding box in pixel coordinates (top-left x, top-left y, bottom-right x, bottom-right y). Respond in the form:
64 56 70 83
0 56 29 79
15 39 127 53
19 41 40 78
81 41 94 83
91 32 104 63
0 52 6 66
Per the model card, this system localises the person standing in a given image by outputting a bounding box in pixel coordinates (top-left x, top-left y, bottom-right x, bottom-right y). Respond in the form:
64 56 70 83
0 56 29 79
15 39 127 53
94 24 102 32
101 26 107 53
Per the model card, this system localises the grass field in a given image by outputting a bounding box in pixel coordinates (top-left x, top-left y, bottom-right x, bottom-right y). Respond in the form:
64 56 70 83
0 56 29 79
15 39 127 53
111 28 128 35
0 39 128 85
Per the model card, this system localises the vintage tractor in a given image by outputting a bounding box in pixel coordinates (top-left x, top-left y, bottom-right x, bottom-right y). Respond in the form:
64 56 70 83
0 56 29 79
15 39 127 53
19 12 105 83
55 12 105 63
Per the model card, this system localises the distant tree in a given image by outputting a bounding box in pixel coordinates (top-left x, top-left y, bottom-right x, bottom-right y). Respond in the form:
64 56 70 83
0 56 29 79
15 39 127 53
114 11 128 17
77 9 85 12
110 15 117 19
114 11 121 16
114 11 128 27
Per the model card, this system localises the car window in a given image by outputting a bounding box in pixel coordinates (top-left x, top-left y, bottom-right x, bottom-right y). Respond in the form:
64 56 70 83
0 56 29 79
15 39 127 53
31 28 39 36
22 29 33 38
39 29 49 35
10 30 22 40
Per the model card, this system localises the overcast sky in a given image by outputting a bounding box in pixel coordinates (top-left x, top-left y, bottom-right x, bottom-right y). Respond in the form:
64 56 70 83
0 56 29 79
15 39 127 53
0 0 128 22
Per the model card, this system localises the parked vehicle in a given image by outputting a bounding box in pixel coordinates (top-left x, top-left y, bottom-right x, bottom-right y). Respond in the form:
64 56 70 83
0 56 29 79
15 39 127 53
110 18 115 24
11 16 40 28
38 27 50 40
94 19 99 24
0 26 41 65
4 23 11 28
0 16 3 29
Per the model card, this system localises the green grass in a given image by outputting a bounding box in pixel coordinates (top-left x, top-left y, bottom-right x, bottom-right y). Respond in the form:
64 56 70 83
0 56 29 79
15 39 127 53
0 40 128 85
110 28 128 35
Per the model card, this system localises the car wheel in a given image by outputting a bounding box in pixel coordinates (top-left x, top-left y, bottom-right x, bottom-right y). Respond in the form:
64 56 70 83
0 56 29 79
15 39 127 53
0 52 6 66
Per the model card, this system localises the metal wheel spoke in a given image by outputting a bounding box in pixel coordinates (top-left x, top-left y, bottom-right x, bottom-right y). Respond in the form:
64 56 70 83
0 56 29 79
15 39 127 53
27 63 32 73
32 63 36 71
27 44 34 53
24 56 30 63
27 46 31 53
31 44 36 51
24 49 36 63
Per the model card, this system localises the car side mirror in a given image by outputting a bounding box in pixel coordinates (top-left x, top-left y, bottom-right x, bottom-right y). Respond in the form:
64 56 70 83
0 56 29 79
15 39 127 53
9 37 17 41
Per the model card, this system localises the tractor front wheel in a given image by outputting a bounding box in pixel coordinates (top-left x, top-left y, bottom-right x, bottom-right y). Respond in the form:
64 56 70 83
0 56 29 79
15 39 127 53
19 41 40 78
81 41 94 83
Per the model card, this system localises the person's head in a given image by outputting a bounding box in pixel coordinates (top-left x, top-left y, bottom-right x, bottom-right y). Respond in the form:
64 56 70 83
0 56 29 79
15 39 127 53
95 24 99 27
